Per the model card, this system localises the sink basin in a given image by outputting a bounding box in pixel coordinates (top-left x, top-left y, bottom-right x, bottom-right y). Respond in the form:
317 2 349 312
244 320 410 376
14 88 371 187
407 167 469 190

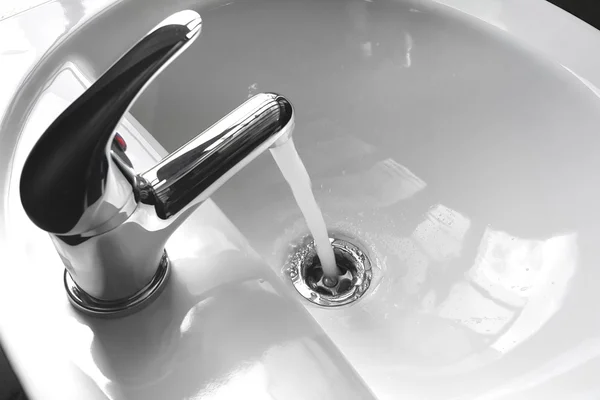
2 0 600 399
133 0 599 399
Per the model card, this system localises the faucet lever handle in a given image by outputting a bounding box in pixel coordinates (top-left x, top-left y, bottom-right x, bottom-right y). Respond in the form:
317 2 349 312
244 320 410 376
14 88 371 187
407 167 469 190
20 10 202 235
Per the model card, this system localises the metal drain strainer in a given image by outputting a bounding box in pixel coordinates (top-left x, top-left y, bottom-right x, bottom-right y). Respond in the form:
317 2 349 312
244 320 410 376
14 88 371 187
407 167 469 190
286 236 372 307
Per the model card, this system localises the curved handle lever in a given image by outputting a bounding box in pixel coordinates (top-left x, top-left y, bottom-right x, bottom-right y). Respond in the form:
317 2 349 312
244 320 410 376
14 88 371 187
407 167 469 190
20 10 202 235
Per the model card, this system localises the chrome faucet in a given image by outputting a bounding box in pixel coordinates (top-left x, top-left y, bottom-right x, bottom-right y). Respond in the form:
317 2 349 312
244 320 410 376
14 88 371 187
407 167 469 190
19 10 294 317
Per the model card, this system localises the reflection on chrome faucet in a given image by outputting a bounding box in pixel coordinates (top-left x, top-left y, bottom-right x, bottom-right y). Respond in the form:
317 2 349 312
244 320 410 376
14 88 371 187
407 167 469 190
19 10 295 317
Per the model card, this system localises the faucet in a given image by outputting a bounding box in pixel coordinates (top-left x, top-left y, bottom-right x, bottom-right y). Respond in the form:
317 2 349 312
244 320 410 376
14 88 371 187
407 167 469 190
19 10 294 317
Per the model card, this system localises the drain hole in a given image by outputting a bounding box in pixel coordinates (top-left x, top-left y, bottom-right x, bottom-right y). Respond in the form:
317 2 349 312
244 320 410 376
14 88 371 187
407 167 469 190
305 250 357 296
287 236 373 307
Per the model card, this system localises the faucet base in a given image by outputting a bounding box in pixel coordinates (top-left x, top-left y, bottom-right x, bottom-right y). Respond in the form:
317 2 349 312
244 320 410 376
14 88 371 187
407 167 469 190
64 251 171 318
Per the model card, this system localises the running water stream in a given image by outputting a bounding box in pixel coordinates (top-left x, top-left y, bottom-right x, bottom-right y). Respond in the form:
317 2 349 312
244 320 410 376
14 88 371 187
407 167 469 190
270 139 340 278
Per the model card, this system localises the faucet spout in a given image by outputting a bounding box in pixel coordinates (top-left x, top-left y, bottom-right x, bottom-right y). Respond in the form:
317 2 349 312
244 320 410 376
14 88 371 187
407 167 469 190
138 93 294 220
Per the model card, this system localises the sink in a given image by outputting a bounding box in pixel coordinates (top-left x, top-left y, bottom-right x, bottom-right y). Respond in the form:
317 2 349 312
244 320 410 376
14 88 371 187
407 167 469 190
2 0 600 399
134 0 600 399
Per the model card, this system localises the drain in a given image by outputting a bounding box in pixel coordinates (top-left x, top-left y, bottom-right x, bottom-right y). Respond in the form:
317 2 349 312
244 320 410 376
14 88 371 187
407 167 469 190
287 236 372 307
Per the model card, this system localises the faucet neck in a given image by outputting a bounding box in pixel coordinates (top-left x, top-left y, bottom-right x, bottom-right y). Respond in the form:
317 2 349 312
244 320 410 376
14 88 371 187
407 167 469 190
138 93 294 220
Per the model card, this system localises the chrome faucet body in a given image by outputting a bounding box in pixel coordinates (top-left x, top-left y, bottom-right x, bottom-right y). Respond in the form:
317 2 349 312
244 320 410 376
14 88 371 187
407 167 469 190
19 10 294 317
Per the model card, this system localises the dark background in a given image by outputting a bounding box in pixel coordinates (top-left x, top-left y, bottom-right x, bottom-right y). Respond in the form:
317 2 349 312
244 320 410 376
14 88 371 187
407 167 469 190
548 0 600 29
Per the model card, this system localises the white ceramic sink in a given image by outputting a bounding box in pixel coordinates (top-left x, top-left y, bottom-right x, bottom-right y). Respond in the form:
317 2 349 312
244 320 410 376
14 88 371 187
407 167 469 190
2 0 600 399
136 0 600 398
